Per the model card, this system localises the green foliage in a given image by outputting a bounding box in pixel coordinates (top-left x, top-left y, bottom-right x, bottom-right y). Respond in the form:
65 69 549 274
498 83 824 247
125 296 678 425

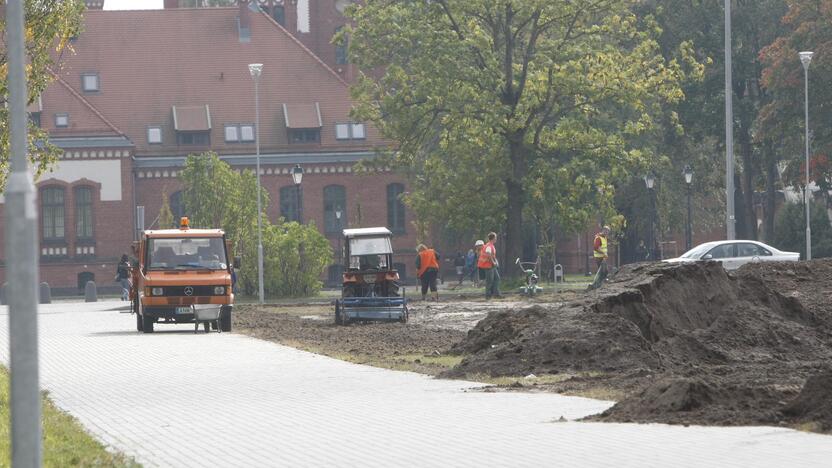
180 152 330 297
0 0 85 190
348 0 696 266
773 201 832 259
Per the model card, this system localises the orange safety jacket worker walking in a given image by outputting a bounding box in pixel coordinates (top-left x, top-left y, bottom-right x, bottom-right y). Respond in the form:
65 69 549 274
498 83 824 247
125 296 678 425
417 248 440 278
478 242 496 269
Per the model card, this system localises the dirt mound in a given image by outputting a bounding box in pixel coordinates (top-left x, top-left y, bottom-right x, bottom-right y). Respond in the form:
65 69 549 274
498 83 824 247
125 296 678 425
445 259 832 430
783 370 832 431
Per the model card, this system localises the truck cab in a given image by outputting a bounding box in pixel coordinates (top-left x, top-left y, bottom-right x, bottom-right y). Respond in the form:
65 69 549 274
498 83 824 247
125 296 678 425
132 217 235 333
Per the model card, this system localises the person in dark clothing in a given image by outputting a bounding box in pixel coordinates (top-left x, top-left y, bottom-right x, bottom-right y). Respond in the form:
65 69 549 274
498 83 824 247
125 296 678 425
453 252 466 285
116 254 131 301
416 243 440 301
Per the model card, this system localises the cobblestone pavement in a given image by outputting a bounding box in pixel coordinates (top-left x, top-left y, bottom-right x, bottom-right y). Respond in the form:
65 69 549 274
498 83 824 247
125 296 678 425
1 301 831 467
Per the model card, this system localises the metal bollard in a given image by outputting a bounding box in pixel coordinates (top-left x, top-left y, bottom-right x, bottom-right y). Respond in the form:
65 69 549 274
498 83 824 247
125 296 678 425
39 282 51 304
84 281 98 303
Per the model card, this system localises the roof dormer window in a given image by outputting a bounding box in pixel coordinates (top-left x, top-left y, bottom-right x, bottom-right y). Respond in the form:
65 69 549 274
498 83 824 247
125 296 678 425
82 73 99 92
148 126 162 144
55 113 69 128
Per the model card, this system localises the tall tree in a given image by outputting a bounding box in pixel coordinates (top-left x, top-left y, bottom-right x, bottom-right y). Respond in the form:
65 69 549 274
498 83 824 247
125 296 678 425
0 0 85 190
348 0 693 267
759 0 832 220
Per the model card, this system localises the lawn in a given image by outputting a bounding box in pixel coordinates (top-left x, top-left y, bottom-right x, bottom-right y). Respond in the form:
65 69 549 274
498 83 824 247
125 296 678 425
0 367 140 467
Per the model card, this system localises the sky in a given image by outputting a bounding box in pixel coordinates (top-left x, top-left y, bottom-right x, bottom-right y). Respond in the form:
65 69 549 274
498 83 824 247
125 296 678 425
104 0 163 10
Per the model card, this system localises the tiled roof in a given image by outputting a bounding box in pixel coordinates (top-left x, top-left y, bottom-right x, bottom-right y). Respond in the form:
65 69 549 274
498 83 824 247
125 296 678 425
42 7 385 156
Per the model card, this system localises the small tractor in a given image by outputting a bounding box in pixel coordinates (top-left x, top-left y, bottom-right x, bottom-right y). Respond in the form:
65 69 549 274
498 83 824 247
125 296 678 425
335 227 407 325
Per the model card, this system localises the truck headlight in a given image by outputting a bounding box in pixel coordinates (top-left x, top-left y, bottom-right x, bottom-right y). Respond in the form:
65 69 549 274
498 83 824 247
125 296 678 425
213 286 225 295
151 287 163 296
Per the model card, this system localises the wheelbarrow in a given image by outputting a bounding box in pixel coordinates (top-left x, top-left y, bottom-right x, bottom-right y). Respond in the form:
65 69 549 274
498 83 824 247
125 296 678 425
192 304 222 334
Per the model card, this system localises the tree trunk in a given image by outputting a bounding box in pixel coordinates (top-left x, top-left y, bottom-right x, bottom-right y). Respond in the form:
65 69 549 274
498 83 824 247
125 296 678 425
503 139 526 278
763 153 777 243
738 125 758 240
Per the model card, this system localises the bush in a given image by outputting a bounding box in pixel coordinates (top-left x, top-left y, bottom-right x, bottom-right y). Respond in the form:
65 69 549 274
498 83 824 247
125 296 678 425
773 201 832 259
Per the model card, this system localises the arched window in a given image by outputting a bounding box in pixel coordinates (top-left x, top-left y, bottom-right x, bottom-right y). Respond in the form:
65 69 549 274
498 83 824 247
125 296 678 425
77 272 95 293
170 191 185 223
335 26 348 65
75 186 94 240
280 185 301 222
41 187 66 240
387 183 406 233
323 185 346 234
272 4 285 25
327 264 344 286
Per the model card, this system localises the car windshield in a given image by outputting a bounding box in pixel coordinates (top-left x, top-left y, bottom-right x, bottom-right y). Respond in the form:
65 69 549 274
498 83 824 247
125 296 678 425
148 237 227 270
349 236 393 255
680 243 716 259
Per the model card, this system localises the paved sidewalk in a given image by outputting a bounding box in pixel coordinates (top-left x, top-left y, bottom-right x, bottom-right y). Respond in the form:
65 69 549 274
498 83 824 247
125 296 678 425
1 301 831 467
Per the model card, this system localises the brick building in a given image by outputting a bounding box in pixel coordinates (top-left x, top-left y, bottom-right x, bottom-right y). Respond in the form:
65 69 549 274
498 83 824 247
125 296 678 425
0 1 416 295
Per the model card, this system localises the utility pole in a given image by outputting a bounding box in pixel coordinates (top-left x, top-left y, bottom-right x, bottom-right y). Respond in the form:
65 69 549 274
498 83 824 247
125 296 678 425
5 1 43 465
725 0 736 240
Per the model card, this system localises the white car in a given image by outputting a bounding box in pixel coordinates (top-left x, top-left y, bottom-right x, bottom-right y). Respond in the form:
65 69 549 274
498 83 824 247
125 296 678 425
664 240 800 270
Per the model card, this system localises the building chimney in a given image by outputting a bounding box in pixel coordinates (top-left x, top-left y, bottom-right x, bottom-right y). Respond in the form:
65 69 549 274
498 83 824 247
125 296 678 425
163 0 180 8
238 0 252 42
284 0 298 34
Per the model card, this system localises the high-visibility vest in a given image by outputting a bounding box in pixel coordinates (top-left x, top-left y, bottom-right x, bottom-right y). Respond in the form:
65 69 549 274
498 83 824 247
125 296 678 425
594 234 608 258
478 242 495 269
417 249 439 278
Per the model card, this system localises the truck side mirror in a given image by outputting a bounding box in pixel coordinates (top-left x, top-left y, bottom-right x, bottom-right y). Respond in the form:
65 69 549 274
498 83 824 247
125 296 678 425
131 241 139 256
233 257 241 269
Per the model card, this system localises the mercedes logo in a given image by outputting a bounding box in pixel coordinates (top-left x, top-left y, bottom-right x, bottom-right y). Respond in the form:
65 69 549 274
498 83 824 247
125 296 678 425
184 286 194 296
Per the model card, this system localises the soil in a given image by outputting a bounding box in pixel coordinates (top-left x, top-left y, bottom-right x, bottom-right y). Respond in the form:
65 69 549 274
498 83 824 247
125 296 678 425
444 260 832 431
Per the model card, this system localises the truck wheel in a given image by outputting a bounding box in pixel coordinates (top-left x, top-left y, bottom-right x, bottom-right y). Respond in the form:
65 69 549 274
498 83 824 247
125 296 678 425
135 300 143 332
220 307 232 332
142 313 155 333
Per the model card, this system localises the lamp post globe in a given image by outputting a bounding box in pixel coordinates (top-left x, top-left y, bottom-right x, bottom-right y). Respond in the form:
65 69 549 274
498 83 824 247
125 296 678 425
292 164 304 223
644 173 657 259
249 63 265 304
683 165 693 250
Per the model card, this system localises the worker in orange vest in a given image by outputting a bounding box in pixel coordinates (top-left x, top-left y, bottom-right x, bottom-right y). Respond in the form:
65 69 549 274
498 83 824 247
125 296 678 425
416 243 441 301
478 232 501 300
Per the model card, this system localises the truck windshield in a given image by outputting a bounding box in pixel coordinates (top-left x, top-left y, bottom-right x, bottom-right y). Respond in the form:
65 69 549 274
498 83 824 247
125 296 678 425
148 237 227 270
349 236 393 255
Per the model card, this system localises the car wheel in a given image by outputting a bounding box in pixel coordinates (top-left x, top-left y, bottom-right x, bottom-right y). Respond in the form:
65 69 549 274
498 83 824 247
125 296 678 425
220 307 232 332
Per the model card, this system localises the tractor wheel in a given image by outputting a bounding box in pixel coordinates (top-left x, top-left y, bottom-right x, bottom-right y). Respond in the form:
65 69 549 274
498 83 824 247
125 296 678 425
220 307 232 332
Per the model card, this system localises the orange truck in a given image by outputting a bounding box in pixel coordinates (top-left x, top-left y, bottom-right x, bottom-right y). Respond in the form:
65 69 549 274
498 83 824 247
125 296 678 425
131 217 237 333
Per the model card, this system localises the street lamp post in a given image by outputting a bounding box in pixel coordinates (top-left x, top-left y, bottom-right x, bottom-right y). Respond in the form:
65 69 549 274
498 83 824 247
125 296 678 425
684 165 693 251
248 63 265 304
335 207 342 270
292 164 304 223
644 173 657 260
725 0 736 240
800 51 814 260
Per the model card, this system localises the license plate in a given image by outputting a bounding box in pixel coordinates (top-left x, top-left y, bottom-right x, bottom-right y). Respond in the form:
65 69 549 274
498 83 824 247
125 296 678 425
175 307 192 314
364 274 376 283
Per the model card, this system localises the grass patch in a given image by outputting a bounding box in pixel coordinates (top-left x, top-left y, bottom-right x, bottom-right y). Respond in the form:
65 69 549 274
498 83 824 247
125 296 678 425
1 367 140 467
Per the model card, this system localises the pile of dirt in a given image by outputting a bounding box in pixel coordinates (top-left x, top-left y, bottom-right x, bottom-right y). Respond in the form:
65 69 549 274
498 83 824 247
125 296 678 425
445 259 832 429
782 370 832 431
